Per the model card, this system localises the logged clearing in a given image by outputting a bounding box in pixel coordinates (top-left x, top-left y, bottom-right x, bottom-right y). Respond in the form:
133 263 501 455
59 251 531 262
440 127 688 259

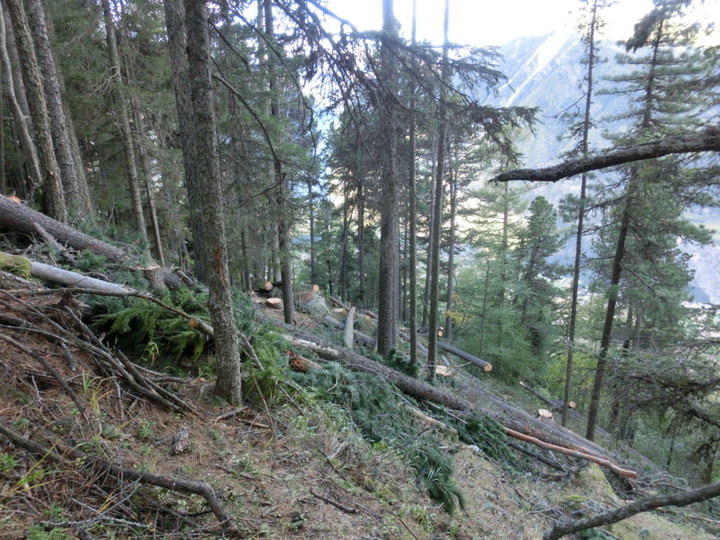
0 272 717 539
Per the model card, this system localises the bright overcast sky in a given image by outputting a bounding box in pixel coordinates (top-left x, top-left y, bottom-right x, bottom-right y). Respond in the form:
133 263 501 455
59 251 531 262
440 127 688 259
327 0 719 47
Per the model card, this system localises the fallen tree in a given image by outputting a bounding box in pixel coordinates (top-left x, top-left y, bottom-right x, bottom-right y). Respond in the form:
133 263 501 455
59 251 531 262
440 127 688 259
520 380 577 415
1 251 134 295
544 480 720 540
264 313 637 478
491 125 720 183
438 341 492 372
0 195 181 289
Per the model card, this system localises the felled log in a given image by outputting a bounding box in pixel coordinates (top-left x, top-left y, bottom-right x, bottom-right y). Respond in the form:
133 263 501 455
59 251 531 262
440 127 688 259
262 313 638 478
537 409 554 421
254 281 274 297
1 251 135 295
437 341 492 372
329 295 350 310
323 315 375 348
0 195 181 289
520 381 576 414
343 306 355 350
287 350 320 372
265 297 282 310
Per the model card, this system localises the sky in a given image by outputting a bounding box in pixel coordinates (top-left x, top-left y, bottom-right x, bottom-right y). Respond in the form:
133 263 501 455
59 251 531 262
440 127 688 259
326 0 719 47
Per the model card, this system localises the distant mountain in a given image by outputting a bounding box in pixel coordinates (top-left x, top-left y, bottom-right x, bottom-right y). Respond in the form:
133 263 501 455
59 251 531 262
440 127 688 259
491 32 720 303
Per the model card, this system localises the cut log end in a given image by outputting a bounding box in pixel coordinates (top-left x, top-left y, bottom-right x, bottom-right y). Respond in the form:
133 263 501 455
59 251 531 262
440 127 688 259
537 409 554 421
569 401 577 409
483 364 493 372
262 281 273 291
288 351 320 372
311 284 320 293
435 365 452 377
266 297 283 309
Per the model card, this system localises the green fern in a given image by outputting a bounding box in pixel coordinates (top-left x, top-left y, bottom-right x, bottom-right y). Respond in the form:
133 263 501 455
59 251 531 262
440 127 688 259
91 288 210 366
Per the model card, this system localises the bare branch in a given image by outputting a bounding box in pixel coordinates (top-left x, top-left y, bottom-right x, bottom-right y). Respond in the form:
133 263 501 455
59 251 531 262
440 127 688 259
492 126 720 183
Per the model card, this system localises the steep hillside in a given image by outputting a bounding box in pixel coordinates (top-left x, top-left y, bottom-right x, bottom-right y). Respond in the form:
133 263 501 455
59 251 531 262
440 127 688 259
0 257 718 539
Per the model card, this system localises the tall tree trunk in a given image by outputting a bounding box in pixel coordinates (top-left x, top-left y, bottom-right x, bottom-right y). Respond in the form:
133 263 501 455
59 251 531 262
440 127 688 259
427 0 450 377
586 22 661 441
339 179 350 301
585 195 630 441
357 177 366 307
5 0 65 221
132 107 165 266
172 0 242 404
407 0 418 365
421 139 437 328
163 0 207 281
376 0 400 356
0 5 41 195
445 160 458 342
563 0 600 427
263 0 295 325
25 0 92 220
307 178 317 285
101 0 147 243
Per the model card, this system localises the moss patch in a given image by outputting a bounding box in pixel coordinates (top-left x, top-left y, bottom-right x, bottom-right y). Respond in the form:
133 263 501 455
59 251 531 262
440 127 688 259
0 253 31 279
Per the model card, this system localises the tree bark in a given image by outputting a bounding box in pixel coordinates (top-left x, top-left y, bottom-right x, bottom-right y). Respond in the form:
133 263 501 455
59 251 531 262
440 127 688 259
0 5 42 195
544 481 720 540
25 0 92 219
179 0 243 404
163 0 207 282
376 0 400 356
492 125 720 183
427 0 450 377
101 0 147 243
5 0 66 221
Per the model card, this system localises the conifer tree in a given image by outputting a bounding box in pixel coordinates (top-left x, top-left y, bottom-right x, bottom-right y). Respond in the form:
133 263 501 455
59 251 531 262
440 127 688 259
585 0 718 440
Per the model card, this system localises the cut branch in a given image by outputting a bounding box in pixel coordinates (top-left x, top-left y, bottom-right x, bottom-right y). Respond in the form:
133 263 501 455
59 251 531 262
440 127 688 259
492 126 720 183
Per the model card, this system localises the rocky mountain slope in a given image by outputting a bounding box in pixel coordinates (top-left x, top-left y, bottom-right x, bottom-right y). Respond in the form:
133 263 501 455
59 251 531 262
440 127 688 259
493 32 720 303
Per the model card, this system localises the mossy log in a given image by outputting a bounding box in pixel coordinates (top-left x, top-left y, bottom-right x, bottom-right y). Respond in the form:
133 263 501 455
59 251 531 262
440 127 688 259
0 195 181 288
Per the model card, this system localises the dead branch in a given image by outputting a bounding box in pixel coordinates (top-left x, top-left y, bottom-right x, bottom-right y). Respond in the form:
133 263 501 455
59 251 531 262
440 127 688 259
492 125 720 183
0 420 239 537
544 480 720 539
504 428 637 478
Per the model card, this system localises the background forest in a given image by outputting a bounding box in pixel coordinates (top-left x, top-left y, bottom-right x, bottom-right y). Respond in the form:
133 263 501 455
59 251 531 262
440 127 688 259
1 0 720 536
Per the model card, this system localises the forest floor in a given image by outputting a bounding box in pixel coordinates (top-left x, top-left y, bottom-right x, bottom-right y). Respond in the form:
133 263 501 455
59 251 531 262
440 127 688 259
0 277 717 539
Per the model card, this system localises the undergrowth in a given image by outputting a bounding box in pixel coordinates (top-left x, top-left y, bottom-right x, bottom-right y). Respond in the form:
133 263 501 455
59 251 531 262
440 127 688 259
291 362 466 513
91 287 211 368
